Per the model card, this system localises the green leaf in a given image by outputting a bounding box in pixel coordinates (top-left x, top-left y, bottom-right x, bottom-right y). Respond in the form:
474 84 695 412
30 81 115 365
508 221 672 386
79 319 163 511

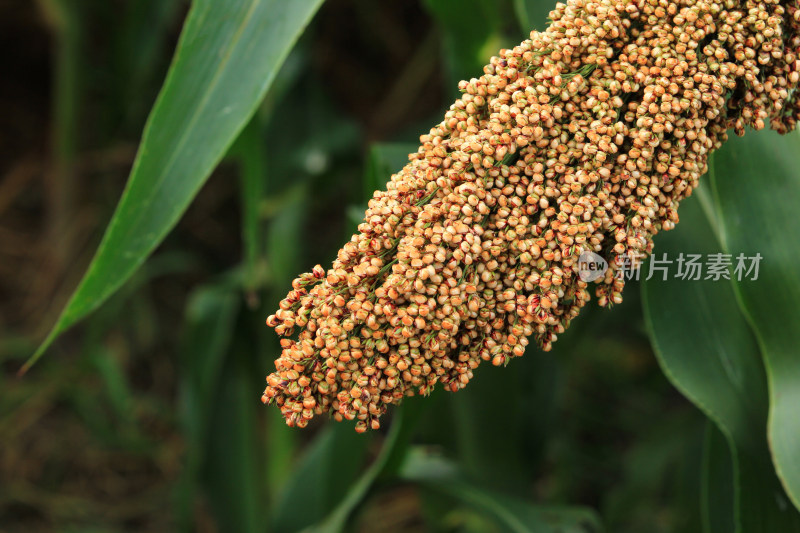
179 285 240 441
203 332 265 533
232 117 268 295
111 0 182 127
447 359 555 492
271 424 371 533
440 302 592 493
25 0 325 372
401 449 603 533
309 400 425 533
272 400 424 533
513 0 553 33
346 143 417 234
175 284 240 531
702 421 735 533
709 130 800 511
365 143 417 203
642 191 800 531
267 182 311 286
423 0 503 88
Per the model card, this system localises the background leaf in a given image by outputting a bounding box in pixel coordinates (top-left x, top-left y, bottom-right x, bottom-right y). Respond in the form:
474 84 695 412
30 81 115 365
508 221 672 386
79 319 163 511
309 400 425 533
175 284 239 530
709 130 800 511
423 0 504 89
401 449 603 533
702 422 735 533
202 329 265 533
271 423 370 533
7 1 800 531
513 0 553 32
365 144 418 202
231 117 268 296
26 0 325 371
642 190 800 531
347 143 418 231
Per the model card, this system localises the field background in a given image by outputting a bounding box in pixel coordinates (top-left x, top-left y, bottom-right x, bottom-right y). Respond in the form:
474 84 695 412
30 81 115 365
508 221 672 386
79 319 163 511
2 0 798 531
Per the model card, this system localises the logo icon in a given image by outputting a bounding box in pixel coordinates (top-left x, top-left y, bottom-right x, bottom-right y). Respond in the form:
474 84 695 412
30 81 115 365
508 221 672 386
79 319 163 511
577 251 608 282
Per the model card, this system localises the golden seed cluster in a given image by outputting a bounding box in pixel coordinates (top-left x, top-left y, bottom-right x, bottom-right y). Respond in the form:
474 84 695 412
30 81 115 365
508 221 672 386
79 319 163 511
263 0 800 431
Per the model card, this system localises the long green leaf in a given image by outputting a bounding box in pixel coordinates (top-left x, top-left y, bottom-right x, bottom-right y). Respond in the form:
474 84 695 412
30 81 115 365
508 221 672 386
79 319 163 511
203 331 265 533
709 130 800 510
642 192 800 530
401 449 603 533
232 117 268 295
25 0 325 372
271 424 370 533
309 401 424 533
176 284 240 531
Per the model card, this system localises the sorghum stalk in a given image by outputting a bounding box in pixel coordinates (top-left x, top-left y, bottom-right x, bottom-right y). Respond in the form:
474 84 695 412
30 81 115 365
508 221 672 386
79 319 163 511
263 0 800 431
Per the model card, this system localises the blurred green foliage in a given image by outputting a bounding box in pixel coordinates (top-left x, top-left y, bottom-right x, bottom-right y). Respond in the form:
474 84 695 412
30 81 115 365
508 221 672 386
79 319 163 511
2 0 800 531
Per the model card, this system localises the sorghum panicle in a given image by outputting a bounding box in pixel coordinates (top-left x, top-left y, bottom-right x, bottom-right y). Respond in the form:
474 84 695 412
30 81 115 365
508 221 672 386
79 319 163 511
263 0 800 431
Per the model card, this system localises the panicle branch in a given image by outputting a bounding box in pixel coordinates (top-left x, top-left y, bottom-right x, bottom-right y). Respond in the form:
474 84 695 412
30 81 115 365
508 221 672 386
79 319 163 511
263 0 800 431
